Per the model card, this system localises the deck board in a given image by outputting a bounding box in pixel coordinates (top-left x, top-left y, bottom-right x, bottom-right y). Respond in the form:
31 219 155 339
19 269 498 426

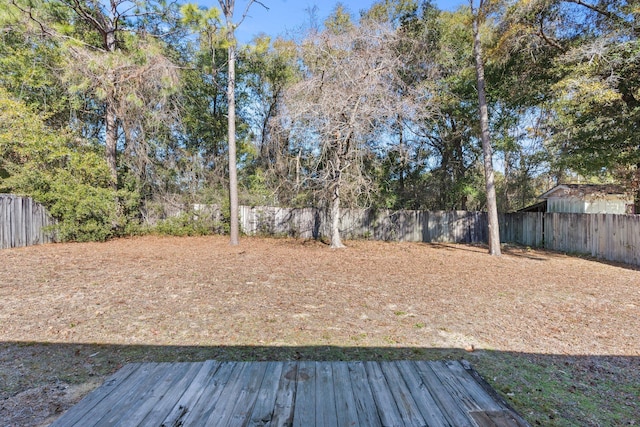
269 361 297 426
293 361 315 427
365 361 405 427
50 360 530 427
331 362 360 427
347 361 383 427
51 363 141 427
180 361 236 425
247 361 283 426
380 360 428 426
413 361 476 427
396 360 449 427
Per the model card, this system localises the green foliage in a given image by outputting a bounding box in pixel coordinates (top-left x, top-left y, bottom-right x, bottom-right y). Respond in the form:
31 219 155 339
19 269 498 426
325 3 355 34
0 88 126 242
153 212 219 236
0 4 71 127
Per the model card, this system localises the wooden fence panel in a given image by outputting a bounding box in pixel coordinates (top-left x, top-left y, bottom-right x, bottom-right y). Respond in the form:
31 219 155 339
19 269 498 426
543 212 640 267
500 212 544 247
239 207 490 244
239 206 638 267
0 194 56 249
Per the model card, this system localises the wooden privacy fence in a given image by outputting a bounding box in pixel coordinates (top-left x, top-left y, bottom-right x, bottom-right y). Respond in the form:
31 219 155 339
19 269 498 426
0 194 56 249
240 205 544 246
545 212 640 266
240 206 639 266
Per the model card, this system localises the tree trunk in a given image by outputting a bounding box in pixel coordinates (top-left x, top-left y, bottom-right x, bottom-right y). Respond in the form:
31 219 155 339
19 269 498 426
635 162 640 214
330 182 345 249
330 150 345 249
472 6 501 256
226 16 239 246
104 29 118 190
105 90 118 190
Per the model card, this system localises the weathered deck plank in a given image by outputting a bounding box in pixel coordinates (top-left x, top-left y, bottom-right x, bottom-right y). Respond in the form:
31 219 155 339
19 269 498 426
331 362 360 427
99 363 173 426
159 360 219 427
364 361 405 426
137 361 205 426
395 360 449 427
71 363 163 427
380 361 428 426
347 361 383 427
51 360 530 427
292 361 315 427
268 361 297 426
49 363 141 427
412 361 475 426
207 362 268 426
179 361 237 425
315 362 338 426
247 361 283 426
116 362 193 427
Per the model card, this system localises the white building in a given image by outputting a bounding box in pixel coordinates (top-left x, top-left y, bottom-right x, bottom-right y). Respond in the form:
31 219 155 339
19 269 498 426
539 184 634 214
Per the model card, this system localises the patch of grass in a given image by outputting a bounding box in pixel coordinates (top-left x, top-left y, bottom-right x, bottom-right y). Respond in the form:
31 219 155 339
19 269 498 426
469 351 640 427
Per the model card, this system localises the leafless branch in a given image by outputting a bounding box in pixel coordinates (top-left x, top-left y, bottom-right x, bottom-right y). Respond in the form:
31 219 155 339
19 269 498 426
237 0 269 27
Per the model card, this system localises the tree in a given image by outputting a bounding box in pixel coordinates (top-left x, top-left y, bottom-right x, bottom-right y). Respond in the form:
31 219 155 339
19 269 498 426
470 0 501 255
364 1 491 213
0 87 118 241
282 15 418 248
403 4 482 211
216 0 267 245
240 36 299 205
11 0 181 194
506 0 640 208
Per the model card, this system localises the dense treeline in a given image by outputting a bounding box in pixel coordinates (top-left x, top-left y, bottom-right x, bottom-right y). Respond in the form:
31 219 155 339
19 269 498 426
0 0 637 242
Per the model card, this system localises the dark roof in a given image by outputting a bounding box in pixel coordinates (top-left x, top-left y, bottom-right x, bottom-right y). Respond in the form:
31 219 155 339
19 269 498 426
517 200 547 212
539 184 628 200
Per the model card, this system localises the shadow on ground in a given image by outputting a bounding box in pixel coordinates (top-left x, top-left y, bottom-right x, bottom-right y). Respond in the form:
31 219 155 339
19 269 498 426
1 342 638 426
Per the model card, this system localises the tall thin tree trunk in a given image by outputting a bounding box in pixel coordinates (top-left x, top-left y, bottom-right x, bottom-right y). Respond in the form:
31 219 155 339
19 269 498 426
635 162 640 214
330 151 345 249
105 93 118 190
105 29 118 190
472 4 501 256
226 16 239 246
330 183 345 248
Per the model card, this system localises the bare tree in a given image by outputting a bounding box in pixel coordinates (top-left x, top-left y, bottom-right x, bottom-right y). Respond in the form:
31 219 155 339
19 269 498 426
282 20 421 248
471 0 501 256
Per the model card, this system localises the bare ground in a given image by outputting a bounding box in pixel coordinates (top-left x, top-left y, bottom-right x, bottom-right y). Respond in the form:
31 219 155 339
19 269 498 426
1 235 639 426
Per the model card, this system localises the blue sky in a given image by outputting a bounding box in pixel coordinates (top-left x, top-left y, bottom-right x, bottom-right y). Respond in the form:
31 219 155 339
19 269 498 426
200 0 465 43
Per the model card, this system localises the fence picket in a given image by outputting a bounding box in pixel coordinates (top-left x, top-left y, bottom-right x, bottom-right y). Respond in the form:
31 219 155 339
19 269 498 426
0 194 56 249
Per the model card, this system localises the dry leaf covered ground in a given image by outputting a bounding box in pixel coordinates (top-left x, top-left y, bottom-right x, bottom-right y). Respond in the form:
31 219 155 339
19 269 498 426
1 235 639 426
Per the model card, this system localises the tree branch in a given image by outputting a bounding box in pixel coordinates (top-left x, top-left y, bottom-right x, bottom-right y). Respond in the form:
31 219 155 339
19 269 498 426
10 0 54 38
237 0 269 28
567 0 639 34
538 15 566 52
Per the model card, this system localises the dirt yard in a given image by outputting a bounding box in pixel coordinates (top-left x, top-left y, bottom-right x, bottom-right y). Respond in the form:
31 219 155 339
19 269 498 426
1 236 639 426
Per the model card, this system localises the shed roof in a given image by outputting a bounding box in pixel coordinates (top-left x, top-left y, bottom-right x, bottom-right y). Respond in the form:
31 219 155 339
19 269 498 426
517 200 547 212
539 184 628 200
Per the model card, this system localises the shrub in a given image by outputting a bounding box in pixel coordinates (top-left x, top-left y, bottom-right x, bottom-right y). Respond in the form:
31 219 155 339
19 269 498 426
0 88 127 241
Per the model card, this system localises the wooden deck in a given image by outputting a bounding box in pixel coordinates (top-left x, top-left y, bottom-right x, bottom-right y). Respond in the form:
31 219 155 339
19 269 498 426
50 360 530 427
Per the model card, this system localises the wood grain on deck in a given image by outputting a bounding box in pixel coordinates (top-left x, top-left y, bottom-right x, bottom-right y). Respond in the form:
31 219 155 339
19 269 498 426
50 360 529 427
